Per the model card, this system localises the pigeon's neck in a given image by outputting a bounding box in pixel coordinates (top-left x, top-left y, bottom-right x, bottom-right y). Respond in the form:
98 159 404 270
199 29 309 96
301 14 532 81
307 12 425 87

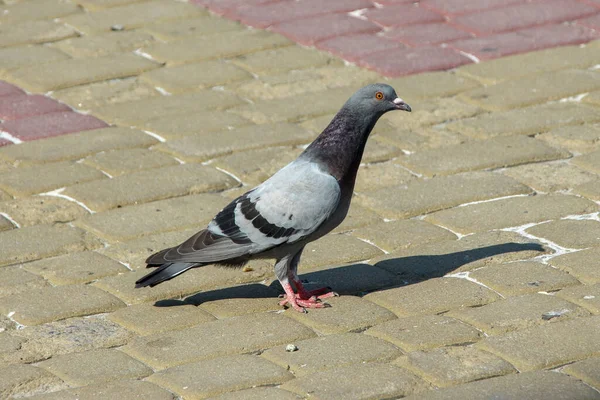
301 106 380 184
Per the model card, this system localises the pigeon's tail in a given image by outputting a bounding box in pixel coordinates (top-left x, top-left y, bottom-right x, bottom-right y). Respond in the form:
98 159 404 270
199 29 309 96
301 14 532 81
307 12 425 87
135 262 198 288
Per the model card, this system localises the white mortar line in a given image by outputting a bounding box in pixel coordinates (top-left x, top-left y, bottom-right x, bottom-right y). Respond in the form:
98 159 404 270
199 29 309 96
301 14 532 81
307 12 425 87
457 193 530 208
445 271 506 299
458 50 481 64
561 212 600 222
214 166 243 185
142 130 166 143
355 237 389 254
118 260 134 272
6 311 25 330
155 86 171 96
0 212 20 228
99 169 113 179
39 188 95 214
0 131 22 144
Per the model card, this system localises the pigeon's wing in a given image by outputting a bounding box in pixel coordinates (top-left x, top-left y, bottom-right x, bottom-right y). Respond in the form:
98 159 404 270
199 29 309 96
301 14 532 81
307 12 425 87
148 160 341 264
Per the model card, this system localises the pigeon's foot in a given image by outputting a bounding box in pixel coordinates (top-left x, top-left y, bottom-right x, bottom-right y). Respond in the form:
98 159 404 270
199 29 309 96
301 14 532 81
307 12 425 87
280 282 332 313
298 286 339 300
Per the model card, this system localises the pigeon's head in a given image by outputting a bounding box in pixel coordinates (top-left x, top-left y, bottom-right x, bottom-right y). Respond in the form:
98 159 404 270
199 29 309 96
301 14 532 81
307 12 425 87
347 83 411 116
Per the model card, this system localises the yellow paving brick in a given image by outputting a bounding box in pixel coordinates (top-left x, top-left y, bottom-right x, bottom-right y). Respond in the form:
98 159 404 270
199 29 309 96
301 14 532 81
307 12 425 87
24 380 175 400
386 70 481 100
83 148 179 177
4 52 159 92
231 45 339 75
0 0 80 23
74 0 147 11
0 20 77 48
142 15 243 41
50 30 155 58
0 266 51 297
0 364 66 399
62 0 206 33
0 45 70 72
0 195 87 227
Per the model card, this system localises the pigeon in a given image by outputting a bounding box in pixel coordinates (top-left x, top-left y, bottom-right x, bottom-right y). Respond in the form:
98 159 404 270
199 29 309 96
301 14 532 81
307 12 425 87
135 83 411 312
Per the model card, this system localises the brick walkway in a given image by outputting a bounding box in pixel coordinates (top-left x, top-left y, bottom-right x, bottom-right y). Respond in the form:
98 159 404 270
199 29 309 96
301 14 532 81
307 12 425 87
1 0 600 399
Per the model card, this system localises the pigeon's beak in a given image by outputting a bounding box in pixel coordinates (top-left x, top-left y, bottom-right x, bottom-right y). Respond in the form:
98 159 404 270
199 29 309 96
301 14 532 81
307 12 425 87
393 97 411 112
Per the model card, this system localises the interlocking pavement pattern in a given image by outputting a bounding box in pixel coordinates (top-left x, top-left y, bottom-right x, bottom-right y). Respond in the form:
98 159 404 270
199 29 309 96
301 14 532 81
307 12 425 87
1 0 600 398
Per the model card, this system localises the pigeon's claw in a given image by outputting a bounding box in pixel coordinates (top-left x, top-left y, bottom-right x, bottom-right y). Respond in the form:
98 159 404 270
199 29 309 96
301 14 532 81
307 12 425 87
294 281 338 301
280 282 332 312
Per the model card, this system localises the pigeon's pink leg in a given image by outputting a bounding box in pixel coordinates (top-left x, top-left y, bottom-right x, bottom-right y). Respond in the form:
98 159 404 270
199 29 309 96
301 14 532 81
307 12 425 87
293 279 338 300
279 282 327 312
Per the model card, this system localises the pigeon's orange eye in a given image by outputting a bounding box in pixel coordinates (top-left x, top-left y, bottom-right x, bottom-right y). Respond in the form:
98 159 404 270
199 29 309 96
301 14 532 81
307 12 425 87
375 91 384 100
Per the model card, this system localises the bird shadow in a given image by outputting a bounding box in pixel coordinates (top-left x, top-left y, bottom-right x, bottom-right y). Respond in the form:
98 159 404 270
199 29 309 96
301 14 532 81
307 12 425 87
154 242 544 307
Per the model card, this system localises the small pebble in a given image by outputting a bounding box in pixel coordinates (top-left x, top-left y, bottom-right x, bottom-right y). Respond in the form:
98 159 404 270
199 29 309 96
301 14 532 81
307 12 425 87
111 24 125 31
286 344 298 352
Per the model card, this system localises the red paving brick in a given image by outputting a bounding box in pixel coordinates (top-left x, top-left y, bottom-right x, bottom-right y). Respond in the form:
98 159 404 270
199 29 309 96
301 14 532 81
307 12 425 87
0 111 109 142
384 23 473 46
452 0 600 35
576 12 600 29
0 81 25 98
363 4 445 28
420 0 528 16
316 33 406 62
270 13 381 46
449 23 600 60
356 46 471 77
0 95 71 121
227 0 373 28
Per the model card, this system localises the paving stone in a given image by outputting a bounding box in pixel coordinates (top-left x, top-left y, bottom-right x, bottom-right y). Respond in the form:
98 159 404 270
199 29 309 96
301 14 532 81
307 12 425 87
262 332 400 377
364 3 443 27
22 251 128 285
38 348 151 386
562 356 600 390
0 224 101 267
192 284 284 318
0 161 105 197
502 161 597 193
66 164 236 213
0 111 109 142
538 124 600 155
449 293 591 335
527 219 600 249
368 314 485 353
377 126 469 153
0 20 77 47
0 94 70 121
94 263 271 305
136 111 251 140
4 53 159 92
460 70 600 111
354 161 417 193
123 312 316 369
0 196 87 227
0 284 125 325
148 354 292 399
478 315 600 371
52 77 159 110
371 231 546 280
351 219 456 253
446 103 600 139
556 283 600 314
299 233 383 270
0 45 70 72
300 113 395 137
74 0 148 11
0 266 50 297
271 13 380 46
207 387 303 400
356 172 530 219
0 81 25 97
142 15 243 41
572 148 600 174
471 261 581 297
0 215 14 231
157 123 313 162
211 146 300 186
26 380 176 400
315 32 405 62
384 22 472 46
84 148 179 177
386 70 480 100
98 227 200 268
426 194 598 235
454 1 597 35
62 0 206 33
448 23 600 62
457 44 600 84
0 127 157 164
231 86 356 124
143 30 291 65
284 361 429 399
400 136 567 177
385 96 482 131
231 45 338 75
235 65 380 101
284 296 396 335
397 346 516 388
360 137 403 163
404 370 600 400
0 0 80 23
550 248 600 285
50 30 155 58
366 277 500 317
0 364 66 399
574 180 600 202
140 61 252 94
1 315 133 365
109 302 216 335
92 90 243 126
